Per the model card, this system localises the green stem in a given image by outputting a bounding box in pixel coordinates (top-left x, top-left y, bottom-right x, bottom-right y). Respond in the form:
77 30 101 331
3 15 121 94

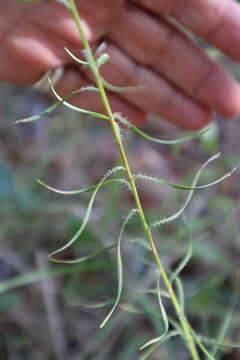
67 1 200 359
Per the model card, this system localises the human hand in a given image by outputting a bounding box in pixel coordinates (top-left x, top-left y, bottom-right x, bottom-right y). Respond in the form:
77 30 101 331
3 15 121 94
1 0 240 129
101 0 240 129
1 0 147 125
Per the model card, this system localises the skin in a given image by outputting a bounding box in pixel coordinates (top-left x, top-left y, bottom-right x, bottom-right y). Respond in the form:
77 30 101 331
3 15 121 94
1 0 240 129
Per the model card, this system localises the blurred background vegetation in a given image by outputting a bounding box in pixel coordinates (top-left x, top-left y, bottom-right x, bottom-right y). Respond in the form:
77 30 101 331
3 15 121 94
0 48 240 359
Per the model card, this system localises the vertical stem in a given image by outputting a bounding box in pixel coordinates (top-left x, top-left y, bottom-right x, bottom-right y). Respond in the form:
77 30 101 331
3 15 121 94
67 1 200 359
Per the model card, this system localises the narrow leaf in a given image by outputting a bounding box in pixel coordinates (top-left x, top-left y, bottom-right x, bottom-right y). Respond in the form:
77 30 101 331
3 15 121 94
211 284 239 356
64 47 88 65
187 324 217 360
139 330 181 360
37 178 129 195
151 153 221 228
171 215 193 282
101 76 144 93
0 263 87 294
48 166 124 260
49 79 109 120
173 276 185 313
49 243 116 264
79 288 169 310
198 335 240 349
16 85 99 124
134 163 239 191
140 276 169 349
192 331 217 360
100 209 138 328
113 113 213 145
83 49 144 93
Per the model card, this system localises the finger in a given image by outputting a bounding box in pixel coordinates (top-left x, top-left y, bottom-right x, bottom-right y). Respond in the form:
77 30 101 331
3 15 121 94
110 6 240 117
28 0 123 46
0 0 93 84
133 0 240 61
1 36 63 85
75 0 124 36
21 0 94 46
53 65 147 127
85 43 212 130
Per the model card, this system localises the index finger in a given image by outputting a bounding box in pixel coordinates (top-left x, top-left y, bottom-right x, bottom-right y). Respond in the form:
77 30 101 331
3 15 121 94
134 0 240 61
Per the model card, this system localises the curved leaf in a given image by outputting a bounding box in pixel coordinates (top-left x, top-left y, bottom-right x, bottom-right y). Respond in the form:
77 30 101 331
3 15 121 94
16 85 100 124
100 209 138 328
37 178 129 195
49 243 116 264
48 166 124 260
151 153 221 228
135 162 239 191
139 330 181 360
171 215 193 282
78 288 170 309
140 276 169 349
101 76 145 94
113 113 213 145
96 53 110 68
83 48 144 93
49 79 109 120
64 47 88 65
211 284 239 356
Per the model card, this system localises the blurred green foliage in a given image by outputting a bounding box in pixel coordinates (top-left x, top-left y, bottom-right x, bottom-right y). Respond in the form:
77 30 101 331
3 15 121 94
0 74 239 359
